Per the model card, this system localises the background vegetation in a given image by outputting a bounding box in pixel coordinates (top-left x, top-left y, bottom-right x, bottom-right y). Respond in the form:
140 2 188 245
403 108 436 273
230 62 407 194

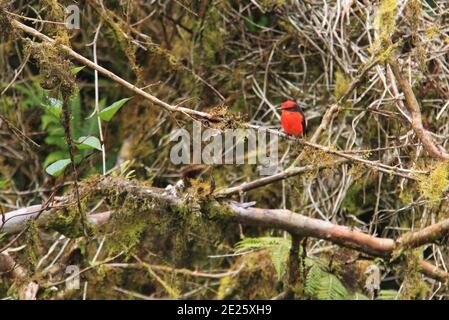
0 0 448 300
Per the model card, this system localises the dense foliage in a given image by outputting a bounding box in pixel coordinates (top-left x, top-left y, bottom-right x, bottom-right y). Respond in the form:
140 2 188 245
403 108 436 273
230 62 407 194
0 0 448 300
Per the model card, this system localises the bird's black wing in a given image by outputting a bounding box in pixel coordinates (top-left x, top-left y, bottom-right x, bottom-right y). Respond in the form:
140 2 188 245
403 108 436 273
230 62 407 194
301 110 307 135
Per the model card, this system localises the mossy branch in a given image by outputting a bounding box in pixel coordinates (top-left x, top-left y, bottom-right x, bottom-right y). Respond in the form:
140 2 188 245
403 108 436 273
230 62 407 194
2 176 449 282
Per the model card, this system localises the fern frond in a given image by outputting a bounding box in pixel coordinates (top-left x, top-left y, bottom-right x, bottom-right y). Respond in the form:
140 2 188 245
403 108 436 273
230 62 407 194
351 292 370 300
234 237 289 252
316 273 348 300
305 264 349 300
305 265 326 296
235 237 292 278
270 239 291 278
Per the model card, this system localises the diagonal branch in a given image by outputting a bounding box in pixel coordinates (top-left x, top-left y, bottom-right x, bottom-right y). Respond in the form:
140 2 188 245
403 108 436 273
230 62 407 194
8 18 426 181
10 19 213 121
389 58 449 161
215 160 348 198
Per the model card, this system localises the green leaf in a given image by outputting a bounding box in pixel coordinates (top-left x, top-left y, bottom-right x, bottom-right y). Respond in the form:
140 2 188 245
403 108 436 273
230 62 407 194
44 151 70 168
235 236 289 252
44 134 66 148
45 159 71 177
76 136 102 151
70 66 86 75
41 114 59 130
351 292 370 300
305 264 349 300
315 273 348 300
99 97 132 121
0 179 9 189
377 290 399 300
234 236 292 279
270 240 290 279
41 97 62 117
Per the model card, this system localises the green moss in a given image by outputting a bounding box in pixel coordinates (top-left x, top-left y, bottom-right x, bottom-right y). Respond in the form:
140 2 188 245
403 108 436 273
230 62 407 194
201 200 235 220
105 207 152 255
201 8 226 64
0 0 12 40
86 177 236 268
45 206 93 239
377 0 397 42
25 219 42 270
405 0 422 34
417 161 449 202
334 71 350 100
425 25 439 39
98 182 159 255
378 41 402 63
397 249 430 300
342 181 363 215
27 42 76 94
216 251 279 299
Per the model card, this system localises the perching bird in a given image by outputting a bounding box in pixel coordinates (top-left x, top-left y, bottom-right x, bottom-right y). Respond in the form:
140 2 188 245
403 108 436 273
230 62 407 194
277 100 307 137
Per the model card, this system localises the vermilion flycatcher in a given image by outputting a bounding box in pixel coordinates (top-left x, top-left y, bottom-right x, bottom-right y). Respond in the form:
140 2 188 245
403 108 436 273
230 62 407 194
278 100 307 137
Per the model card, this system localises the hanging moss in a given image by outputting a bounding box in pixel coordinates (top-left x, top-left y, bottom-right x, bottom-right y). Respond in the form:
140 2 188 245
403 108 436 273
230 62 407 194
26 42 76 95
377 0 397 43
405 0 422 36
40 0 70 43
397 249 430 300
81 176 236 267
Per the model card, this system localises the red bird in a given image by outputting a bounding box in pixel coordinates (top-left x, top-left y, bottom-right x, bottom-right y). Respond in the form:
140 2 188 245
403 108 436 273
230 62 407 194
278 100 307 137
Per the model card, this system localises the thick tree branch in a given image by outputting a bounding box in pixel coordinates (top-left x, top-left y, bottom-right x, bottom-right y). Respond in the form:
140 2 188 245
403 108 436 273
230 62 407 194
2 177 449 282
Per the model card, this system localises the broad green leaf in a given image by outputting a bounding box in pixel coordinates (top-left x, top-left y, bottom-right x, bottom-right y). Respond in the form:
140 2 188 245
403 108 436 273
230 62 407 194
45 159 71 177
41 114 59 130
70 66 86 75
44 134 66 148
86 97 107 120
235 236 289 252
99 97 132 121
44 151 70 168
76 136 102 151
